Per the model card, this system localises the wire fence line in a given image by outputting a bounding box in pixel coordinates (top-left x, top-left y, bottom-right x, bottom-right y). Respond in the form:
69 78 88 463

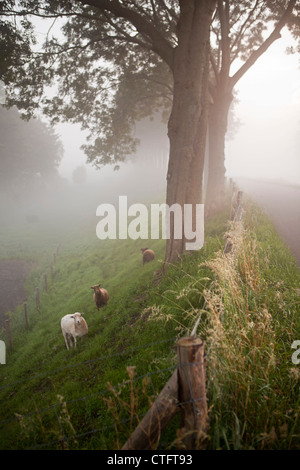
0 330 209 449
0 362 177 426
191 184 244 337
0 331 185 449
0 337 175 392
1 244 61 348
0 349 205 450
0 185 242 450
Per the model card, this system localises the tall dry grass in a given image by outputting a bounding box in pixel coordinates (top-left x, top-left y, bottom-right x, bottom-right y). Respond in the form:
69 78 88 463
203 218 299 449
147 207 300 449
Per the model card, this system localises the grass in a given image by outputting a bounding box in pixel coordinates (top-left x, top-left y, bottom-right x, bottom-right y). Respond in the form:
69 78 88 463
202 205 300 450
0 195 299 450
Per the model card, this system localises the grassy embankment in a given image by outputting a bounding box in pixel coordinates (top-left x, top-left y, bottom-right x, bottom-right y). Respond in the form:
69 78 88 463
0 197 299 450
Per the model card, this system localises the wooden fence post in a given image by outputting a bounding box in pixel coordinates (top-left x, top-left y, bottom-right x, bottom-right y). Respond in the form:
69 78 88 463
36 287 40 311
44 274 48 292
121 369 179 450
5 319 12 351
176 336 208 449
122 336 208 450
24 302 28 329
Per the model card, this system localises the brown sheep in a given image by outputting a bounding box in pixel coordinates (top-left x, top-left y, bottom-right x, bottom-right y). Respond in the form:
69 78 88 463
91 284 109 310
141 248 155 266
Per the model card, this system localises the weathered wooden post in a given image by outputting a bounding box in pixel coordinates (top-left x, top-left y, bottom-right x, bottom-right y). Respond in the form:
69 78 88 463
235 190 243 221
121 369 179 450
24 302 29 329
36 287 40 311
176 336 208 449
122 336 208 450
5 319 12 351
44 274 48 292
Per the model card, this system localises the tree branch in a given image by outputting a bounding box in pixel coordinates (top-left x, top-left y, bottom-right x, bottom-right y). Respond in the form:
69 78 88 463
218 0 231 78
230 0 261 52
230 0 297 88
101 10 153 51
210 52 219 85
76 0 174 69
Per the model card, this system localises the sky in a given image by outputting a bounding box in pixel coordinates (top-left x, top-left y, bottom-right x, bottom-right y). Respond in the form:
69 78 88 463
225 28 300 184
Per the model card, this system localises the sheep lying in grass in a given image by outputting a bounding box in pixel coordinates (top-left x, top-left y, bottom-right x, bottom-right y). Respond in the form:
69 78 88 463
91 284 109 310
141 248 155 265
61 312 88 350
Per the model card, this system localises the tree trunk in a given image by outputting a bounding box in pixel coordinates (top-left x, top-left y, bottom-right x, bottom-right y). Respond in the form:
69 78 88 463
164 0 216 266
205 90 232 217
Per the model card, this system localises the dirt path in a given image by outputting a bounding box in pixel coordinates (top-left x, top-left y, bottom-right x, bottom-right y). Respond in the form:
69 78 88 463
237 178 300 267
0 260 32 328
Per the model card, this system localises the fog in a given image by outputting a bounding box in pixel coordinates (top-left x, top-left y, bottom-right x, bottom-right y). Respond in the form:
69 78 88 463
226 29 300 185
1 27 299 243
55 29 299 195
0 115 169 239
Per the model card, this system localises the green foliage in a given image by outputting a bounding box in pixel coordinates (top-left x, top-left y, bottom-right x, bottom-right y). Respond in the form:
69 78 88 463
0 201 227 449
0 197 299 449
1 1 174 168
0 0 34 84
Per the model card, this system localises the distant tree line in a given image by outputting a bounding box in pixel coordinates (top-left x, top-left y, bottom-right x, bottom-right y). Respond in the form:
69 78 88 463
0 104 63 199
0 1 299 263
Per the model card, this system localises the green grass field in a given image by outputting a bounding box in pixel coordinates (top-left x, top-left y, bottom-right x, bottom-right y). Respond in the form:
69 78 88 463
0 196 299 450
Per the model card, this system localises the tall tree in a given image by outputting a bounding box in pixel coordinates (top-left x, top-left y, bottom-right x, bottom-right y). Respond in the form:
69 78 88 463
205 0 298 215
0 104 63 197
1 0 217 264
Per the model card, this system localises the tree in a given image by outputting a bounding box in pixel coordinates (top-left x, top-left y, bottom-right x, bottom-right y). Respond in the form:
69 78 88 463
205 0 298 215
72 165 87 184
1 0 218 264
0 104 63 198
0 1 34 83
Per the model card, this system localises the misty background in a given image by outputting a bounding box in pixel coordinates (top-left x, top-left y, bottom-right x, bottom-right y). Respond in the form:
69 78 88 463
0 26 299 236
56 28 299 185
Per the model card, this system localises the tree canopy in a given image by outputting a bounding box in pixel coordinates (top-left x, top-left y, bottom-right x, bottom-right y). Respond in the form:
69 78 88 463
0 0 299 262
1 1 175 169
1 1 298 170
205 0 298 214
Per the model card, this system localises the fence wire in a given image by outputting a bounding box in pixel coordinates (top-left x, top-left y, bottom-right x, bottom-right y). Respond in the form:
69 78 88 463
0 186 243 450
0 350 204 450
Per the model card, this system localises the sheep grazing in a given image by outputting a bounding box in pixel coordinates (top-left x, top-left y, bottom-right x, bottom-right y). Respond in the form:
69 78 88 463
61 312 88 350
91 284 109 310
141 248 155 265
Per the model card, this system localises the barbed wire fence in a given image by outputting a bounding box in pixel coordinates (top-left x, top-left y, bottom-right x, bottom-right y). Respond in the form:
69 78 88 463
2 244 61 351
0 338 178 450
0 183 244 450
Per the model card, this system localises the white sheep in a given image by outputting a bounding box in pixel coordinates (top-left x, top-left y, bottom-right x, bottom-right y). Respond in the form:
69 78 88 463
61 312 88 350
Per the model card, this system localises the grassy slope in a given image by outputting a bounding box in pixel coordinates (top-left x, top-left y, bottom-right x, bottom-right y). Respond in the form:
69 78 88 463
0 199 299 450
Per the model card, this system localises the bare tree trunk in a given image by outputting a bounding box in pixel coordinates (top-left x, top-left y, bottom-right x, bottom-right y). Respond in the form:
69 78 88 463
164 0 216 265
